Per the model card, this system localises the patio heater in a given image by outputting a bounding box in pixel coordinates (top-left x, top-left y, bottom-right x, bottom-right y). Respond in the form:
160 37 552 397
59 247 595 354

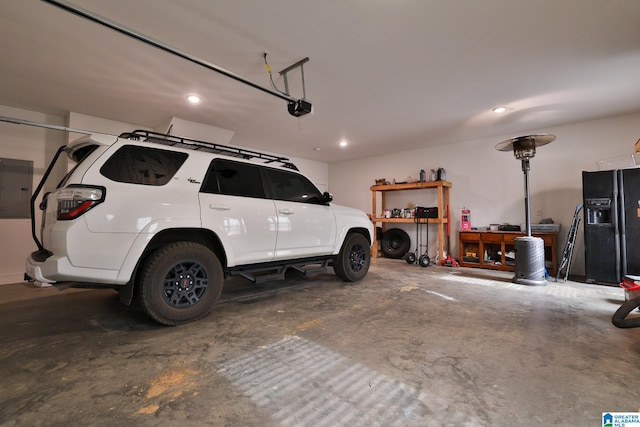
495 134 556 286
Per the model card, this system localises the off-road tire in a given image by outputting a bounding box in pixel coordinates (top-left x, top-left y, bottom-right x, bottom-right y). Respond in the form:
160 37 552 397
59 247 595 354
380 228 410 259
137 242 223 326
334 233 371 282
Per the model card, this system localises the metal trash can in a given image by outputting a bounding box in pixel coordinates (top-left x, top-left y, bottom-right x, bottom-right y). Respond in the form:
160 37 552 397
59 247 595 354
513 236 547 286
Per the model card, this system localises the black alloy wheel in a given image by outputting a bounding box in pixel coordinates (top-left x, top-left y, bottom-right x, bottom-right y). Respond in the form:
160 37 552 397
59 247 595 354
162 260 209 308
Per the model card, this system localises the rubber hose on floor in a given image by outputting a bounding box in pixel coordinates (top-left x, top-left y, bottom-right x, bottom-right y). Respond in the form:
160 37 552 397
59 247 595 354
612 296 640 328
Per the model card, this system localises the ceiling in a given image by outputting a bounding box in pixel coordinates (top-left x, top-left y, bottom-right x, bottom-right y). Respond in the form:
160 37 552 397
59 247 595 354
2 0 640 163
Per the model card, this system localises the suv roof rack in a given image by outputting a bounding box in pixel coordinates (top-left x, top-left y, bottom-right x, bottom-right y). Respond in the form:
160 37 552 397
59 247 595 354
119 130 299 170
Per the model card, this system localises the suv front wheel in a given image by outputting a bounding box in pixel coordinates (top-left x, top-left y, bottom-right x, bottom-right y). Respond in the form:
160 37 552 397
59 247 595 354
334 233 371 282
137 242 223 325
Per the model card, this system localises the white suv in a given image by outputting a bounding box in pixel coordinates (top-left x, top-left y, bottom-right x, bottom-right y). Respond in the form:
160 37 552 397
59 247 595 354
25 130 373 325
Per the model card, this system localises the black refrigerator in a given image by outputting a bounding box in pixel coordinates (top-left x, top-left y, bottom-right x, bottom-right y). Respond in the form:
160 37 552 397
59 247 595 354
582 168 640 284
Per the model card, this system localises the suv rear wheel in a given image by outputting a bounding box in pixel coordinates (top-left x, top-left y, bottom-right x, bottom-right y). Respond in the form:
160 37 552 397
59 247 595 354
137 242 223 325
334 233 370 282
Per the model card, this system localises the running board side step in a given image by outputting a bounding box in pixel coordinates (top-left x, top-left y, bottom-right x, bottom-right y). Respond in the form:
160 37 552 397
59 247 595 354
229 260 331 284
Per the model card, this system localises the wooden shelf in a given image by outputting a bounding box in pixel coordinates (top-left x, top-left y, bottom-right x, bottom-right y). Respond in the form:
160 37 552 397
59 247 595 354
459 230 558 276
370 217 449 224
371 181 452 192
371 180 451 260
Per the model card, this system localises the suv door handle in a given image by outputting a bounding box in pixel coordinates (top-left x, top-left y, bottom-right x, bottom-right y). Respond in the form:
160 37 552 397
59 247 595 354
209 204 230 210
278 208 294 215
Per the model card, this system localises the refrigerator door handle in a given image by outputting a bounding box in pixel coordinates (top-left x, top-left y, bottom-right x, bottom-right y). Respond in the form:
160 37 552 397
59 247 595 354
618 170 627 278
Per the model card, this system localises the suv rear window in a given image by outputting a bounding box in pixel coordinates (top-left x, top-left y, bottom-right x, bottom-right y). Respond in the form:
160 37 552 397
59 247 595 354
100 146 187 186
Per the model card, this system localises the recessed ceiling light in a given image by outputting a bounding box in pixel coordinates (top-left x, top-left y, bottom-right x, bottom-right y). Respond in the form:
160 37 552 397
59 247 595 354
313 147 321 151
339 140 348 147
186 94 201 104
493 107 507 113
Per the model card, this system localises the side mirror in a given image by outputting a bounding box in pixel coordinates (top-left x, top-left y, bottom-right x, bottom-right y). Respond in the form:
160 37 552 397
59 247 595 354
322 192 333 204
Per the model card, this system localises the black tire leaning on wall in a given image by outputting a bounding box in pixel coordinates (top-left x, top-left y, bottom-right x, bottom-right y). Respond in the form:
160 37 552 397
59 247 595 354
380 228 411 259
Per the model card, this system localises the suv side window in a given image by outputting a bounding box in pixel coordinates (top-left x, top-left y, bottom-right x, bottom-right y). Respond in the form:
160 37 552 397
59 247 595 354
201 159 265 198
264 168 324 204
100 145 187 186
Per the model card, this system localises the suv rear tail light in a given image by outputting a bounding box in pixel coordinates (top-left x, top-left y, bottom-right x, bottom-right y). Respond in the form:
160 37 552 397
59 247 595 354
57 186 106 220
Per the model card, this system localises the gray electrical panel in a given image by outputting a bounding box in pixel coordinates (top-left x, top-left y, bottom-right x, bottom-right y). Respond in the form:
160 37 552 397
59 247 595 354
0 158 33 219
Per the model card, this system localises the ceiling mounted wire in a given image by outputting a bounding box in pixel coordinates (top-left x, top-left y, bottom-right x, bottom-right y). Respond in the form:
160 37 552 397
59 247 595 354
40 0 313 116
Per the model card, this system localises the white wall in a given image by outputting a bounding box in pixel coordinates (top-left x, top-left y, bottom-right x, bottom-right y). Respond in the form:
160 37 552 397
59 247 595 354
329 112 640 277
68 112 144 142
0 106 67 285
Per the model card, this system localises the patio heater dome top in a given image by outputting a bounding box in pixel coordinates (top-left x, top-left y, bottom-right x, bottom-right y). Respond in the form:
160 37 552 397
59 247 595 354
495 134 556 159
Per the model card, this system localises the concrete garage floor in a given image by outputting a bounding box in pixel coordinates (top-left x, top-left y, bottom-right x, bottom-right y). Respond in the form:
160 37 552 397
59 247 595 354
1 258 639 426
